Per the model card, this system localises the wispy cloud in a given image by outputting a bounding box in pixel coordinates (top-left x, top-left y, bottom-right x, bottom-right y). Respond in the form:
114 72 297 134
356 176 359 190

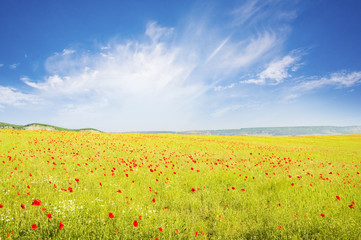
0 86 38 108
286 71 361 99
240 54 300 85
0 63 4 68
9 63 19 69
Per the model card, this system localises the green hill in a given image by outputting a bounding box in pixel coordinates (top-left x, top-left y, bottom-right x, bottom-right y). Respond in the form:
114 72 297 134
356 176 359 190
0 122 102 133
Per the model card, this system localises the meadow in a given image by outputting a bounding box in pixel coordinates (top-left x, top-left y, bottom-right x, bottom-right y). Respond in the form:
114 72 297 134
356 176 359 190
0 129 360 239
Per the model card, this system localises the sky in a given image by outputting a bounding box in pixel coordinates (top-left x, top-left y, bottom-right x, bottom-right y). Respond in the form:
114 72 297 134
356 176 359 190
1 0 361 132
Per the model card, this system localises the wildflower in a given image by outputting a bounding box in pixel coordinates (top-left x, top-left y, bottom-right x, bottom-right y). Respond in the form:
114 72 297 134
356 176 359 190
159 227 163 232
278 225 283 229
320 213 325 217
152 198 155 203
75 178 79 182
59 221 64 230
0 204 3 208
191 188 195 193
32 199 41 206
46 213 53 219
336 196 341 200
175 229 179 233
133 220 138 227
32 224 38 229
21 204 25 209
109 212 114 218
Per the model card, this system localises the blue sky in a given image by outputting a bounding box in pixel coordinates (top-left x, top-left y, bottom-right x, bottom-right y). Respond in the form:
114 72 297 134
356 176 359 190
1 0 361 132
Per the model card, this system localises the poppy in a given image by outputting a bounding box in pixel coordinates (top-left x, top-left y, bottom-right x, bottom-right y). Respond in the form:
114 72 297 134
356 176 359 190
46 213 53 219
21 204 25 209
109 212 114 218
75 178 79 182
152 198 155 203
278 225 282 229
59 222 64 230
32 199 41 206
133 220 138 227
32 224 38 229
191 188 195 193
159 227 163 232
320 213 325 217
0 204 3 208
175 229 180 233
336 196 341 200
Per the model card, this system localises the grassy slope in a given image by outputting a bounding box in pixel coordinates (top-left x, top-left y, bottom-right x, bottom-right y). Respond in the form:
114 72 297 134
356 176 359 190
0 122 102 133
0 130 360 239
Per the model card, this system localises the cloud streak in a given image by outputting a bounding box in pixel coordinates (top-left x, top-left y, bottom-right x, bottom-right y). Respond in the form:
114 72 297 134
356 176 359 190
286 71 361 99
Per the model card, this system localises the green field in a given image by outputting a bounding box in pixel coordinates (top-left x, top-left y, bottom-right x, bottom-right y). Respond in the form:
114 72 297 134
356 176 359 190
0 129 360 239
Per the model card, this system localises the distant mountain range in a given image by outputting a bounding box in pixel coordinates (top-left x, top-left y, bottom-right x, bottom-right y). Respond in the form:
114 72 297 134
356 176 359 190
131 126 361 136
1 122 361 136
0 122 102 133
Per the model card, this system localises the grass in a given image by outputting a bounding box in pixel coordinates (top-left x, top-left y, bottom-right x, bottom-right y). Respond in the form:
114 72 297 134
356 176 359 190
0 129 360 239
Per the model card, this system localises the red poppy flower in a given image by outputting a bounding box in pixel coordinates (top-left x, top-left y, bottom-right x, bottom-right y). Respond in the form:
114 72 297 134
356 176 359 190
175 229 180 233
336 196 341 200
133 220 138 227
349 204 354 209
117 189 122 193
152 198 155 203
75 178 79 182
139 215 142 220
109 212 114 218
32 224 38 229
278 225 283 229
42 207 46 211
191 188 195 193
320 213 325 217
59 222 64 230
0 204 3 208
159 227 163 232
46 213 53 219
32 199 41 206
21 204 25 209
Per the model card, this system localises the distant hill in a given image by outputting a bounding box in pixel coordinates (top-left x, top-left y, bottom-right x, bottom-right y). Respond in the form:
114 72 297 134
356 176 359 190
2 122 361 136
133 126 361 136
0 122 102 133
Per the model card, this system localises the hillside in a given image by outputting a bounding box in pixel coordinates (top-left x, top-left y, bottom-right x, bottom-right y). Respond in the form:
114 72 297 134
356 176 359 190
0 122 102 133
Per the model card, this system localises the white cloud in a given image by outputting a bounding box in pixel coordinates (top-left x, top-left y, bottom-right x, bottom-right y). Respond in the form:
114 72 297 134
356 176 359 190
286 71 361 99
0 86 38 108
240 54 300 85
62 49 76 56
0 63 4 68
9 63 19 69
